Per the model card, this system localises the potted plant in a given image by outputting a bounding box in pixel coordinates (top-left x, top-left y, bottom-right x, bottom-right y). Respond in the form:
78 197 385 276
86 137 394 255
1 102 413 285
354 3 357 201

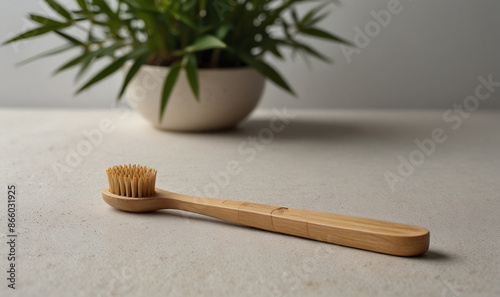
4 0 351 131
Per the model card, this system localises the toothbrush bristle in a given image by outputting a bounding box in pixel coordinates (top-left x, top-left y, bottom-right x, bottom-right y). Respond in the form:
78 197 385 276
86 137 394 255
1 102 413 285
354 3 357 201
106 164 157 198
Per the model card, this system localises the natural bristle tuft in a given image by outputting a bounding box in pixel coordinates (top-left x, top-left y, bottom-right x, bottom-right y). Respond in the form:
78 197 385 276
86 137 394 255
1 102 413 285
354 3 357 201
106 164 157 198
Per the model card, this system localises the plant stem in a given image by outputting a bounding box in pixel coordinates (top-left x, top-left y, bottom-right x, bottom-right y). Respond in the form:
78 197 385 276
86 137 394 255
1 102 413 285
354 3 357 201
210 49 221 68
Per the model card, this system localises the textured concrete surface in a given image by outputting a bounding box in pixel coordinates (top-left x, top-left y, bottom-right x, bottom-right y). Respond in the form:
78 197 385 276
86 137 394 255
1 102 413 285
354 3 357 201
0 109 499 296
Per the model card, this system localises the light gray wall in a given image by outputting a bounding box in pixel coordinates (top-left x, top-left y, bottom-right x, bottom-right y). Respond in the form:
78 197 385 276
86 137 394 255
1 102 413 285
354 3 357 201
1 0 499 109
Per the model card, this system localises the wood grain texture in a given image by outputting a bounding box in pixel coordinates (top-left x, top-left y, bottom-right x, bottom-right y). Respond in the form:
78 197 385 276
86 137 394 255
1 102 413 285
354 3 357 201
102 188 429 256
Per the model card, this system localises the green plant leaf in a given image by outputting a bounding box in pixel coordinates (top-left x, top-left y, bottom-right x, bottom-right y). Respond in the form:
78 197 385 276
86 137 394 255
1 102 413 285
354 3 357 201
117 50 151 99
3 23 70 45
237 52 294 95
300 3 330 27
159 61 181 121
291 9 300 24
183 54 199 100
165 10 196 29
261 39 284 59
93 0 116 18
183 35 226 54
76 0 88 11
30 14 66 26
76 50 141 94
54 31 85 46
302 11 329 28
16 44 75 66
45 0 73 20
53 52 88 74
215 24 233 40
75 41 129 81
300 27 353 46
281 40 331 63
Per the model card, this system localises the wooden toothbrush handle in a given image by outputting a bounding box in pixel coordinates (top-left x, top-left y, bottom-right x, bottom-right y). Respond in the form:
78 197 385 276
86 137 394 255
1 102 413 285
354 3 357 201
165 192 430 256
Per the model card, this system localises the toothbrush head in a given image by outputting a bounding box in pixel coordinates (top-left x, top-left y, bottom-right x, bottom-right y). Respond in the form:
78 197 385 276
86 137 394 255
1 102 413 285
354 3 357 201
106 164 157 198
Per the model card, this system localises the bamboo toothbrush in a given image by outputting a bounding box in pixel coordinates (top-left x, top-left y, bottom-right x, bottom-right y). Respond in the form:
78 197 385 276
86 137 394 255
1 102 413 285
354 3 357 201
102 164 430 256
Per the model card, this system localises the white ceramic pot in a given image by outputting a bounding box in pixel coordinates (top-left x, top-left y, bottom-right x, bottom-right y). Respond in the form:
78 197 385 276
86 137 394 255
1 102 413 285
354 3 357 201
125 64 265 131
